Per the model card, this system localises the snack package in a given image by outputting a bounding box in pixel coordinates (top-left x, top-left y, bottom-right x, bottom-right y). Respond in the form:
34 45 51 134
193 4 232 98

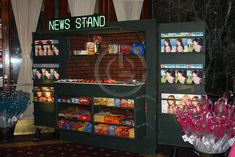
108 125 117 136
104 114 126 125
64 123 72 130
120 44 131 54
115 126 129 138
108 44 119 54
86 42 95 55
57 98 62 103
78 113 91 122
107 98 115 107
95 124 102 134
114 98 121 107
93 97 102 105
103 98 110 106
94 112 109 123
95 124 108 135
128 128 135 138
127 99 134 109
120 118 134 127
66 98 72 104
79 97 91 105
131 43 145 55
62 98 67 103
57 119 66 128
71 97 80 104
71 122 82 130
120 99 128 108
85 123 92 133
77 124 86 132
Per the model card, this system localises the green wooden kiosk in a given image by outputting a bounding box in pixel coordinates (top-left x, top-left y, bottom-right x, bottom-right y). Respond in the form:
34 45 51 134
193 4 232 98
32 17 158 153
32 15 206 154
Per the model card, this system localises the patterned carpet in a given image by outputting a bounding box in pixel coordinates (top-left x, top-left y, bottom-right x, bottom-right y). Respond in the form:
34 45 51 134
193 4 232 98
0 140 143 157
0 133 200 157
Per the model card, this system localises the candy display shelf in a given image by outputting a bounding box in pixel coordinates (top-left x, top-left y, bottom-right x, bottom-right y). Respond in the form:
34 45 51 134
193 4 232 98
32 19 157 154
54 82 145 140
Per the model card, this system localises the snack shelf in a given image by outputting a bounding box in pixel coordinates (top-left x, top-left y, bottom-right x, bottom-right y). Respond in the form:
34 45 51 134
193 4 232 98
94 105 134 110
55 80 145 87
58 128 92 134
94 121 134 127
57 120 92 133
57 103 91 107
94 124 135 139
55 82 145 141
72 53 144 57
56 96 91 105
57 116 91 123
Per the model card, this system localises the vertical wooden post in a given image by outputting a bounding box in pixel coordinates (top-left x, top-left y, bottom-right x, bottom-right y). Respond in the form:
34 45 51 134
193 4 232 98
1 0 10 86
44 0 55 31
98 0 116 22
60 0 68 18
141 0 152 19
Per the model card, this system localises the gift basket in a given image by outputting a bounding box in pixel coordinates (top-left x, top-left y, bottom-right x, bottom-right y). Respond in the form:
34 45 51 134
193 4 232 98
0 87 30 142
176 94 235 156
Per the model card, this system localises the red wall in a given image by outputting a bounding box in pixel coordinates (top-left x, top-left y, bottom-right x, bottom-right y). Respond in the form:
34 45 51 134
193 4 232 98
66 33 146 83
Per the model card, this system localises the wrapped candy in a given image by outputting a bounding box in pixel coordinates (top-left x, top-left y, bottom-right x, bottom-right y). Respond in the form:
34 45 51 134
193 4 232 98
176 95 235 154
0 88 30 128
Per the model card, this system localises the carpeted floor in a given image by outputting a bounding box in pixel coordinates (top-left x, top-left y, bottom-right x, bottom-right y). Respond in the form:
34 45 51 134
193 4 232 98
0 140 143 157
0 133 198 157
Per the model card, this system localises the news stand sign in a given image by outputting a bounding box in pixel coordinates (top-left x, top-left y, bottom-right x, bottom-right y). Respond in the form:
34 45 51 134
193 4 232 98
48 14 106 31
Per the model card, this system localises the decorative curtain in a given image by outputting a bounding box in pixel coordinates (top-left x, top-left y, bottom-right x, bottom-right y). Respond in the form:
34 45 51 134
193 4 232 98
113 0 144 21
11 0 43 119
68 0 97 16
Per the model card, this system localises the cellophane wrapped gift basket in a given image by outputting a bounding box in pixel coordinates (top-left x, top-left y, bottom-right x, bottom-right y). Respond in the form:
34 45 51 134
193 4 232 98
0 88 30 142
176 95 235 156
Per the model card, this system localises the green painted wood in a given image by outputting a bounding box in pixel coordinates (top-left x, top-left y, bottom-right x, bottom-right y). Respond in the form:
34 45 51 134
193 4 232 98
33 19 158 154
32 35 70 127
158 22 206 147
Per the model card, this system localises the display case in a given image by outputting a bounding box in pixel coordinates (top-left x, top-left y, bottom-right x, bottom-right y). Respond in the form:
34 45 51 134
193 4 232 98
33 19 157 153
158 22 206 147
32 37 69 127
55 83 145 140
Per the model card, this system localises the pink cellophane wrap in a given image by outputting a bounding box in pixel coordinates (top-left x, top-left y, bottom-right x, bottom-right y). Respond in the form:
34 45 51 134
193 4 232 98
228 141 235 157
176 95 235 154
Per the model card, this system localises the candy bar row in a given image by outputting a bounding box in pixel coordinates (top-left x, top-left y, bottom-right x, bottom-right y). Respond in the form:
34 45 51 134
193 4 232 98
94 112 134 127
57 120 92 133
57 96 135 109
73 43 145 56
57 119 135 139
58 107 91 122
95 124 135 139
57 97 91 105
